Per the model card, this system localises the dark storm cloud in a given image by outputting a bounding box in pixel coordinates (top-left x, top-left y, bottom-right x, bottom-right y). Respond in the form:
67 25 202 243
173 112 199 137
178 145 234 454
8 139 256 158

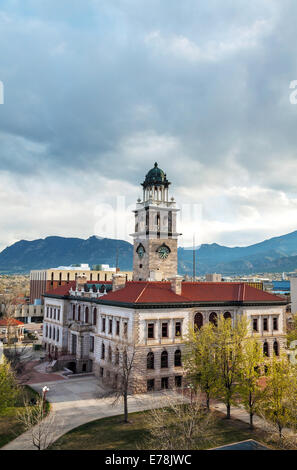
1 0 297 249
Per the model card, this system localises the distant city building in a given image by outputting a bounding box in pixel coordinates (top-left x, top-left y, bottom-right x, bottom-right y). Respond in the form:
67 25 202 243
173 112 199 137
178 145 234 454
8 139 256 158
205 273 222 282
42 163 288 393
290 277 297 315
30 264 133 304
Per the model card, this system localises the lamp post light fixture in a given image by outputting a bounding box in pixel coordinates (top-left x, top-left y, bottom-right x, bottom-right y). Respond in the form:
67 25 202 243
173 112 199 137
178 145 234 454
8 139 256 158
187 383 194 404
42 386 49 415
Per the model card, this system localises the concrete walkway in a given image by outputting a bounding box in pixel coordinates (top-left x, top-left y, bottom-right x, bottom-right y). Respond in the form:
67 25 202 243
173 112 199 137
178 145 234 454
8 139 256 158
1 377 187 450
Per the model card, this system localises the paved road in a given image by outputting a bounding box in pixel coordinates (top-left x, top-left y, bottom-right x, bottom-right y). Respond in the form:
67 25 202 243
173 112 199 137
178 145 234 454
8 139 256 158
1 377 186 450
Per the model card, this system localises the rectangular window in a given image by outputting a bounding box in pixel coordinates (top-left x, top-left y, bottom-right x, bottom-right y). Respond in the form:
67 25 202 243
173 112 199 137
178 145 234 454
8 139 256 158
148 323 154 339
175 321 181 337
175 376 182 388
102 317 106 333
116 321 120 336
100 367 104 377
109 319 112 335
162 322 168 338
123 322 128 337
263 318 268 331
273 317 278 330
90 336 94 352
161 377 169 389
147 379 155 392
253 318 258 332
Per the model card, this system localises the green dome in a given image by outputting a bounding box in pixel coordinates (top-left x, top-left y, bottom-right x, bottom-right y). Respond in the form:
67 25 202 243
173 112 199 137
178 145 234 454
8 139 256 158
142 162 170 188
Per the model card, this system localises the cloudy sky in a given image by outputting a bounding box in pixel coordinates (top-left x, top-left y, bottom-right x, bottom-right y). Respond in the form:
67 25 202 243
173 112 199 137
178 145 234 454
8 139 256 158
1 0 297 250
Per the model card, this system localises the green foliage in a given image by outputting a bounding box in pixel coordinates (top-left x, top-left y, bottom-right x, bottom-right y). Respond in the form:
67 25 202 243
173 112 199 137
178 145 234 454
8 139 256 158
237 337 265 428
261 355 297 438
287 314 297 344
0 358 19 414
184 323 217 408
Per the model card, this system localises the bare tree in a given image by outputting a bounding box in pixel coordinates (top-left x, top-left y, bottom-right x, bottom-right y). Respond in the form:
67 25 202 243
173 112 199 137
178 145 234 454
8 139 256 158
140 393 217 450
0 293 19 345
4 343 34 382
17 396 59 450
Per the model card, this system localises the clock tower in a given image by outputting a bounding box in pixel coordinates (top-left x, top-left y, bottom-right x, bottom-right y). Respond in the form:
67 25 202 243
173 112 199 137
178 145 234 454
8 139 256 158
131 163 181 281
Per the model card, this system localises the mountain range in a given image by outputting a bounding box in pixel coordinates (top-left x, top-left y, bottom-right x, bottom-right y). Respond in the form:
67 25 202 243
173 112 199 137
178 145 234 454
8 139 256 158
1 231 297 275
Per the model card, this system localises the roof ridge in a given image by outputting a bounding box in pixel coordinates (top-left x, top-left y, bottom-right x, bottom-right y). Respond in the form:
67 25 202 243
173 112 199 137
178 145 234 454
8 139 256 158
134 282 150 303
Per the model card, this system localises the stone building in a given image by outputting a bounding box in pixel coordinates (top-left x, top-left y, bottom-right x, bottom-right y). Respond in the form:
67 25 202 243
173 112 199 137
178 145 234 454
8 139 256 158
42 163 288 392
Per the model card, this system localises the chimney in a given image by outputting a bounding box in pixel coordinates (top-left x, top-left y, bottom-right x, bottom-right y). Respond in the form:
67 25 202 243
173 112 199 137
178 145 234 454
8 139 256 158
169 275 183 295
112 274 127 292
76 274 87 291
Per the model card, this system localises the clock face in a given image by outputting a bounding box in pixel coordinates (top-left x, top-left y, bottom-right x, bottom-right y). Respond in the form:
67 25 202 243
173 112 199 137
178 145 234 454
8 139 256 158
137 244 145 259
158 245 170 259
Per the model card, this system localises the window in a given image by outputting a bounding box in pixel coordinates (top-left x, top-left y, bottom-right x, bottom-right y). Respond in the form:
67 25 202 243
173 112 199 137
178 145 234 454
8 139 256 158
57 329 59 342
57 309 60 321
53 328 55 340
67 272 70 283
90 336 94 352
49 326 52 339
109 319 113 335
54 308 56 320
273 340 279 356
78 306 81 322
46 307 49 318
194 313 203 330
209 312 218 326
59 272 62 286
101 343 105 360
93 308 97 325
100 367 104 377
108 345 112 362
147 379 155 392
85 307 89 323
161 350 168 368
148 323 154 339
72 305 75 320
273 317 278 331
147 352 154 369
115 348 119 365
175 376 182 388
116 320 120 335
175 321 181 337
174 349 182 367
161 377 169 389
102 317 106 333
45 324 48 337
263 342 269 357
253 318 258 332
263 318 268 331
123 322 128 337
162 322 168 338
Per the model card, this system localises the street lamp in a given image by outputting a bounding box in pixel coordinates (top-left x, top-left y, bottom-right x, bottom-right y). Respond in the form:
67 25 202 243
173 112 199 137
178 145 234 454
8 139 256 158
187 383 194 404
42 386 49 415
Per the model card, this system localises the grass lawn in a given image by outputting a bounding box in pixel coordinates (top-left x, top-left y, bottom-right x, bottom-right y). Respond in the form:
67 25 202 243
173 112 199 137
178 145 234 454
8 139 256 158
0 385 49 448
50 409 274 450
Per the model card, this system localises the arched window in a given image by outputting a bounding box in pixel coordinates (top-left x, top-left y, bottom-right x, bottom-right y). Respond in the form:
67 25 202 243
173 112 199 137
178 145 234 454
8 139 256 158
209 312 218 326
78 305 81 322
147 352 154 369
161 350 168 368
85 306 89 323
224 312 231 320
194 313 203 330
263 341 269 357
273 340 279 356
101 343 105 360
93 308 97 325
72 304 75 320
174 349 182 367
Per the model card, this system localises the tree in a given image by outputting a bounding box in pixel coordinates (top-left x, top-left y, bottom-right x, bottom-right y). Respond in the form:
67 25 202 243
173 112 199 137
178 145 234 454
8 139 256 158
0 358 19 414
112 339 138 423
17 395 58 450
214 315 248 419
260 354 297 439
141 394 217 450
4 343 34 382
184 323 217 410
237 337 265 428
0 293 18 345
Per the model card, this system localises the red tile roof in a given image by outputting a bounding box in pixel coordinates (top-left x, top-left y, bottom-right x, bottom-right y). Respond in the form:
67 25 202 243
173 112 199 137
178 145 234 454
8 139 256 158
44 280 286 305
101 281 286 305
0 318 24 326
